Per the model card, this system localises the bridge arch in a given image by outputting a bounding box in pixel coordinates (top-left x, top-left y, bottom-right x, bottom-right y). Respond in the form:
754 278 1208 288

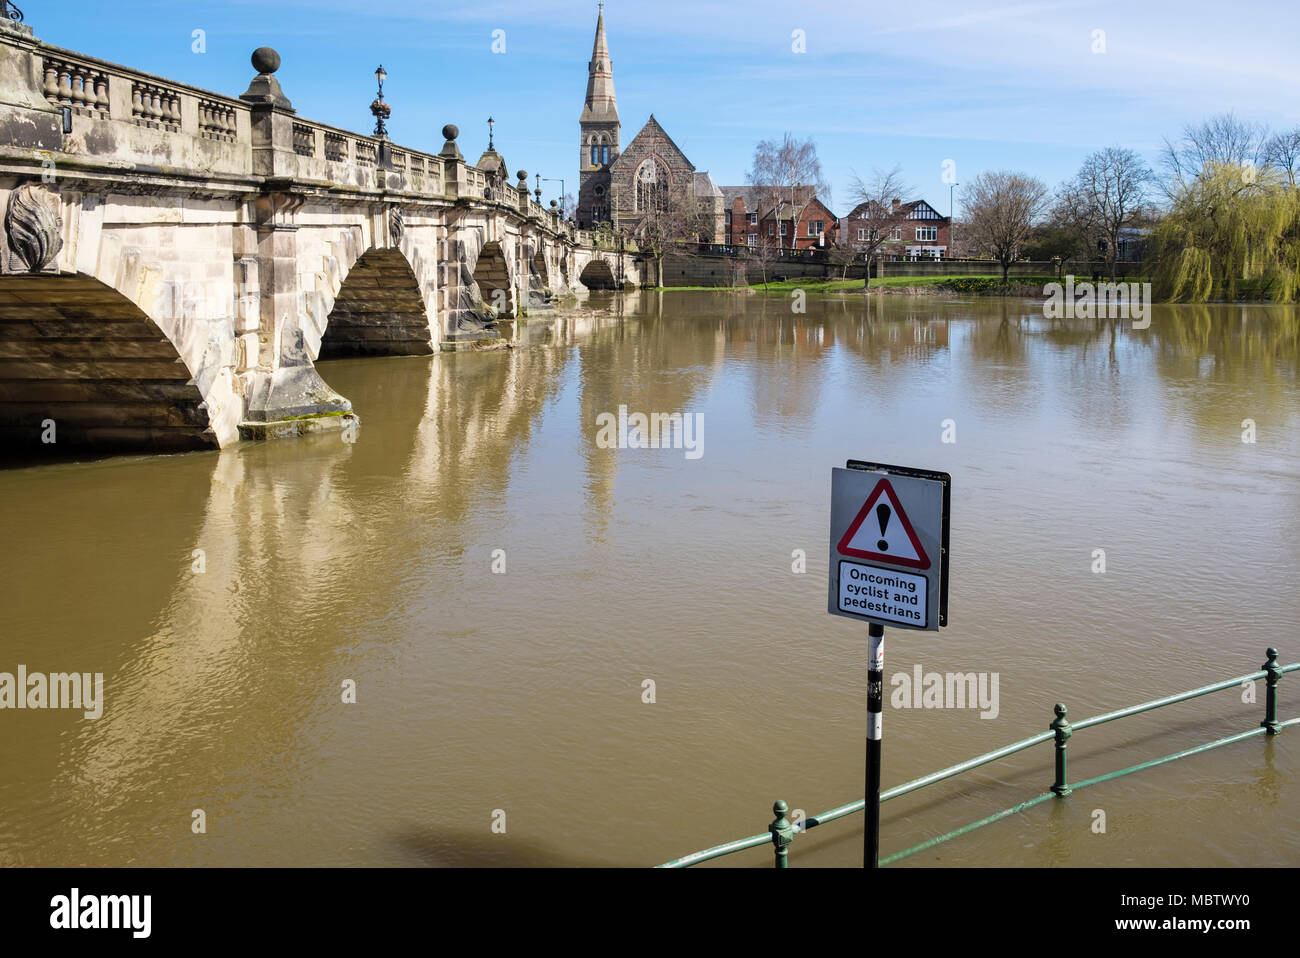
472 241 515 317
579 258 618 291
319 248 434 358
0 272 218 453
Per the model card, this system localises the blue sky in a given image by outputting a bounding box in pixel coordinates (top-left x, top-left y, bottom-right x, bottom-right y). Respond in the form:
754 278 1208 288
27 0 1300 216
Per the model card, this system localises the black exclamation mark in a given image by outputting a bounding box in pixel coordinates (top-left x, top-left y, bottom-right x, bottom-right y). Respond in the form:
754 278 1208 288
876 504 890 551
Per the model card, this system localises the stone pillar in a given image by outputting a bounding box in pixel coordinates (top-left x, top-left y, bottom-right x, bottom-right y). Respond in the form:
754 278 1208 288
0 17 64 150
240 47 299 180
235 48 355 436
438 124 465 200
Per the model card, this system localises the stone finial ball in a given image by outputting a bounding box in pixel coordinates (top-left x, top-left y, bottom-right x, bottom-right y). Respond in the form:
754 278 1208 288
251 47 281 74
550 200 558 208
516 170 527 181
442 124 459 141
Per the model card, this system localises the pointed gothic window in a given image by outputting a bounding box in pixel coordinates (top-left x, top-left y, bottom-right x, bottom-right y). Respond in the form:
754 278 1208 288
635 157 669 214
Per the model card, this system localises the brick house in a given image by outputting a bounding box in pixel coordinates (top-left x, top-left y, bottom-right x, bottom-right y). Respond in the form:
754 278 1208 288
843 198 951 260
720 186 837 250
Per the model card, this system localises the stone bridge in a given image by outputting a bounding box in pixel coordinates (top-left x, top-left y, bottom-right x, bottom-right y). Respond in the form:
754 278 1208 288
0 16 642 452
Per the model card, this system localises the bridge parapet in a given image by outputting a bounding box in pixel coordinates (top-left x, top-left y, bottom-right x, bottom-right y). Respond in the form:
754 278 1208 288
1 21 574 242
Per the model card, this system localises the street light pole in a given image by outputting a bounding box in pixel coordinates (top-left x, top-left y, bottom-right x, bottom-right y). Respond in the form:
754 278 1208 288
540 177 566 213
370 65 390 139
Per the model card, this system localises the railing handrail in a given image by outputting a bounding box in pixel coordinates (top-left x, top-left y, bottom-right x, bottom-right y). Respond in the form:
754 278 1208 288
657 651 1296 868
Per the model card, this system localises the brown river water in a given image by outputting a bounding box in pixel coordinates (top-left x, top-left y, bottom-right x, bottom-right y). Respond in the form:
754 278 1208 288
1 290 1297 867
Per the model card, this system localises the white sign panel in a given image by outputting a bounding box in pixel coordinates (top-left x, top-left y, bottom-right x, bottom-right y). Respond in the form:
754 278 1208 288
828 462 950 631
836 561 929 628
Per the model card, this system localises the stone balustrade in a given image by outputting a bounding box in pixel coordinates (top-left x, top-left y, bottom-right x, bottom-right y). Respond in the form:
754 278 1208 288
198 98 237 140
130 79 181 129
40 55 110 116
11 31 572 236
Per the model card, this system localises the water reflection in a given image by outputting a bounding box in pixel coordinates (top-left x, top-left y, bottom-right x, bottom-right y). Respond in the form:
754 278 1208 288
1 292 1296 867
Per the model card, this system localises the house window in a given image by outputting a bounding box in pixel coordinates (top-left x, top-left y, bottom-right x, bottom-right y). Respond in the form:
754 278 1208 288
812 220 824 235
748 233 757 245
890 226 902 241
778 222 787 236
748 213 757 225
857 228 867 242
916 226 937 242
724 212 731 226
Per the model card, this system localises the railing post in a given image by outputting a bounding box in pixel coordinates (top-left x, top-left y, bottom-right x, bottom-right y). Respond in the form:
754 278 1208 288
1050 703 1072 796
769 799 794 868
1262 647 1281 735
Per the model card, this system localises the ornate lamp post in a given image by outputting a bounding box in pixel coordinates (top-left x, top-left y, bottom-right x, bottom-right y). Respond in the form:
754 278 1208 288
487 116 495 150
370 64 390 139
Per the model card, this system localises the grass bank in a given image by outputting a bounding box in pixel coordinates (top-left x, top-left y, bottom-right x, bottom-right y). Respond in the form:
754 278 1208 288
652 276 1061 294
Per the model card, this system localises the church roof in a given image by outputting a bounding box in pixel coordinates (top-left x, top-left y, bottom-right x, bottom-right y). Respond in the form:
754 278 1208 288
693 172 722 198
610 115 695 172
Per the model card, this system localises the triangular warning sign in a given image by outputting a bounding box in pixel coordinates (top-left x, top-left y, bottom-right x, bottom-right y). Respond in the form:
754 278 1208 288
837 478 931 570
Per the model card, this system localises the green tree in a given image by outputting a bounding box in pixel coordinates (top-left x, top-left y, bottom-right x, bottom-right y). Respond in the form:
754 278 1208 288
1153 162 1300 302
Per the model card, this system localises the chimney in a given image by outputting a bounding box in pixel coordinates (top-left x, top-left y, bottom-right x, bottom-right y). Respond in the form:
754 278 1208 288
891 198 901 212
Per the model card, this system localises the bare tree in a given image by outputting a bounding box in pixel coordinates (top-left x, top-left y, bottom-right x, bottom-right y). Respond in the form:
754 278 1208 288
827 238 859 280
561 192 578 220
963 170 1050 281
847 165 914 288
635 198 706 288
730 233 783 288
1263 128 1300 188
749 133 829 250
1161 112 1269 195
1058 147 1152 280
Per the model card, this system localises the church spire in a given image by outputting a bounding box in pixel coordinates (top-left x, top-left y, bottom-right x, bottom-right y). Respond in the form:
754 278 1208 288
582 4 617 122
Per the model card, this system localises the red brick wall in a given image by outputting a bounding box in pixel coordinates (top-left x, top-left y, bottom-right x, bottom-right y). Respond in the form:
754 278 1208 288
845 202 951 258
727 195 835 248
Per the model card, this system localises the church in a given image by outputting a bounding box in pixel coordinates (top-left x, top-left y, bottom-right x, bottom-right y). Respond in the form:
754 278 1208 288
576 8 724 242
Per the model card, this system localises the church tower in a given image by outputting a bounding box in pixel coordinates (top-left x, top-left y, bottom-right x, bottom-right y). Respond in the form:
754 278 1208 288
578 5 620 228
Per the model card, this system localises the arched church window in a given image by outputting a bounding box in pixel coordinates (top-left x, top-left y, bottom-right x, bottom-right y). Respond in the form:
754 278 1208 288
635 157 669 214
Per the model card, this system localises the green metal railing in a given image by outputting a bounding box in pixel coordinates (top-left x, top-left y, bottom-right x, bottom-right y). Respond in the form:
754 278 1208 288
657 647 1296 868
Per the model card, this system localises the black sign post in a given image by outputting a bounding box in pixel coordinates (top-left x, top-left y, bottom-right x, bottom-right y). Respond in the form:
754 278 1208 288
866 621 884 868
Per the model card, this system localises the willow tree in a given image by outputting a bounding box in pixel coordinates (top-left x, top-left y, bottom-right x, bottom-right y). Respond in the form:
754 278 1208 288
1153 162 1300 302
